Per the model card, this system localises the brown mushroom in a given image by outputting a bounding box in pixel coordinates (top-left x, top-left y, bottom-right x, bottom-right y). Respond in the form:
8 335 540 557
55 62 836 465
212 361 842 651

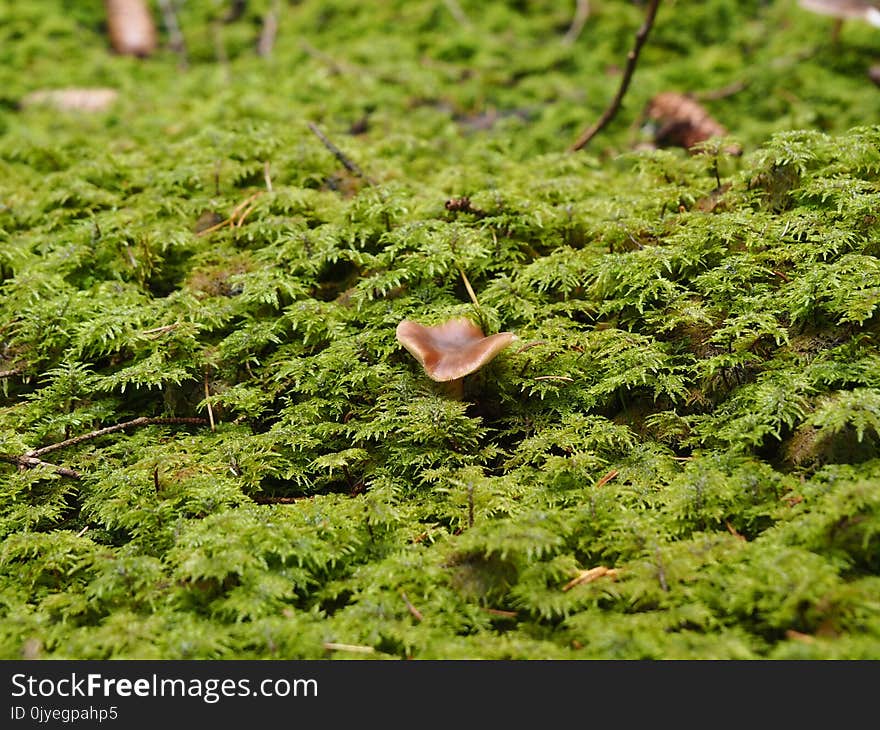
105 0 158 58
798 0 880 43
396 318 517 399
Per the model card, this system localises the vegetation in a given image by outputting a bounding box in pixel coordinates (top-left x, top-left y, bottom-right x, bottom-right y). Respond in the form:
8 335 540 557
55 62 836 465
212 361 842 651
1 0 879 659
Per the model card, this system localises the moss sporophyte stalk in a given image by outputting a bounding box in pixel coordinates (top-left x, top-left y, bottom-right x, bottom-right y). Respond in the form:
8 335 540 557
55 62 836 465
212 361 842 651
0 0 879 659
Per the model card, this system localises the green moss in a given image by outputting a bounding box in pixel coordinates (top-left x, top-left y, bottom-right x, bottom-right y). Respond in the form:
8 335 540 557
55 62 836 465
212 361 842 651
1 0 879 659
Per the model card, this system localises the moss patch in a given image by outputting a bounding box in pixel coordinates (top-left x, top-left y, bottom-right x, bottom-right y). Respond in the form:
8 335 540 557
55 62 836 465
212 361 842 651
1 0 880 659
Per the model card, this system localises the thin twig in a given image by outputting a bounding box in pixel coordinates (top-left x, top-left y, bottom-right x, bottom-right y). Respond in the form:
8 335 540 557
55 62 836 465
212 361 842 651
76 525 90 538
322 642 375 654
263 160 273 192
0 454 82 479
401 591 424 622
785 629 815 644
562 0 590 46
307 121 375 185
482 607 517 618
257 0 280 57
458 266 480 308
157 0 188 69
235 201 258 228
655 548 669 592
443 0 471 27
204 370 216 432
569 0 662 152
0 367 25 379
140 323 180 337
26 417 208 458
534 375 574 383
595 468 619 488
250 495 310 504
562 565 618 591
513 340 546 355
196 191 264 236
467 482 475 528
299 40 352 75
725 521 747 541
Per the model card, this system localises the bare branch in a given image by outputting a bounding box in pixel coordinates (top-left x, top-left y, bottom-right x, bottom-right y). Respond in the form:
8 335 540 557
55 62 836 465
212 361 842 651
0 453 82 479
569 0 662 152
26 416 208 458
307 121 375 185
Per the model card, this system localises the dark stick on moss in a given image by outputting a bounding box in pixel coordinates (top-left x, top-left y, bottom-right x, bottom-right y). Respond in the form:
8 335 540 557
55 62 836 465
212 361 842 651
569 0 662 152
467 482 474 528
213 160 222 195
250 495 309 504
307 122 375 185
0 454 81 479
26 416 209 458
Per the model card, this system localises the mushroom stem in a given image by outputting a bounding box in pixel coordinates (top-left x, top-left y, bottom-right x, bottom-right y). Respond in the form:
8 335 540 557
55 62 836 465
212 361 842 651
443 378 464 400
831 16 844 43
395 318 517 401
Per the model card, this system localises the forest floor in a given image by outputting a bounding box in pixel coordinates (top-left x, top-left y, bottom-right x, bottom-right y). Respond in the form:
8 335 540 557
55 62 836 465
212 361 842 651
1 0 879 659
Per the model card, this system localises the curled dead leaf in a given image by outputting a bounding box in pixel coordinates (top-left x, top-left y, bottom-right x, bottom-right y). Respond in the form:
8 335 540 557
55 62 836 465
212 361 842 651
645 91 741 155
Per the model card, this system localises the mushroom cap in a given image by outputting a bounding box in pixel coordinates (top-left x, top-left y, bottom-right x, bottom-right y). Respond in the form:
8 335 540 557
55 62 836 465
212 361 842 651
798 0 880 21
396 318 518 382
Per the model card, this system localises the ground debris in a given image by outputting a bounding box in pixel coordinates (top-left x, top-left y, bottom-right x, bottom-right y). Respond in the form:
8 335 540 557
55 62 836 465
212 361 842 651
19 88 119 113
644 91 741 155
